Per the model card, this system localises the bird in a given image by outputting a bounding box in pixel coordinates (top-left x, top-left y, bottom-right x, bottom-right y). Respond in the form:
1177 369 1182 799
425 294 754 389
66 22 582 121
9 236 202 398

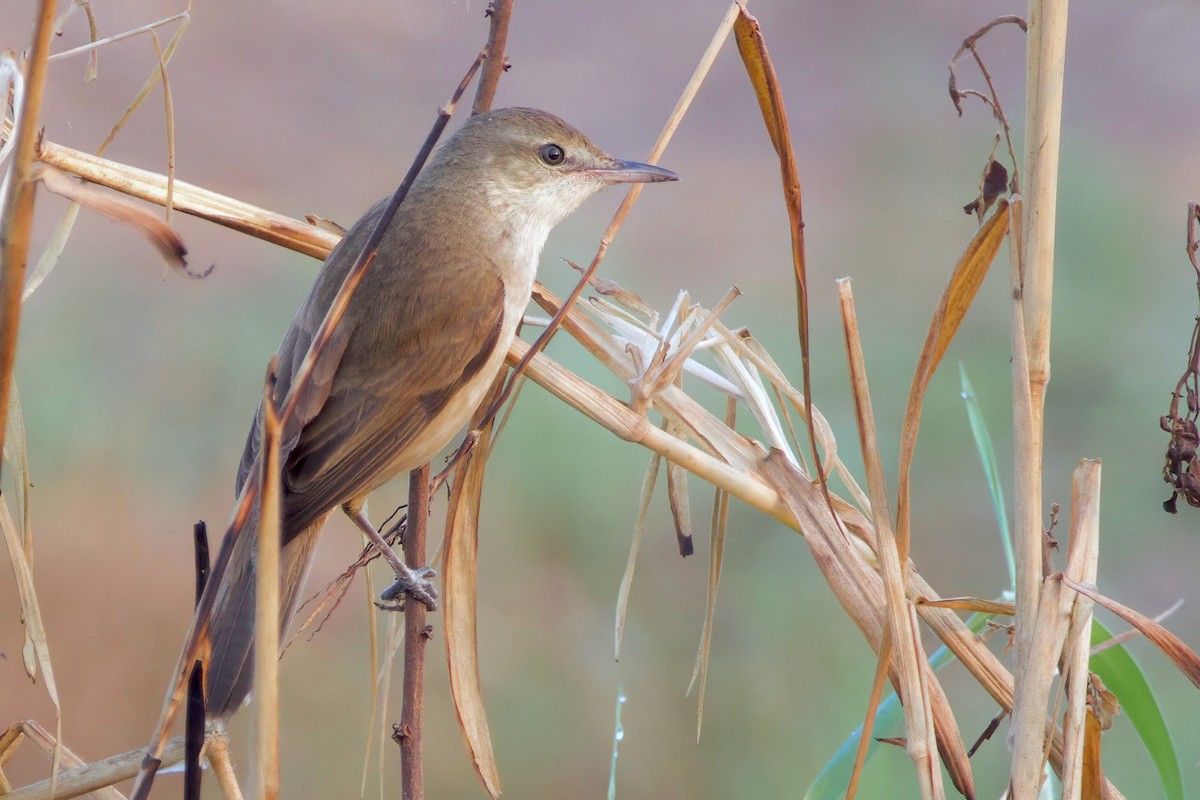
203 106 678 719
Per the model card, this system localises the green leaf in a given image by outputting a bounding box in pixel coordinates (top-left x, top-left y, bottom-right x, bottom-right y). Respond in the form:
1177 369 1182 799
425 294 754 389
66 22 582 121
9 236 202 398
959 364 1014 589
1090 620 1184 800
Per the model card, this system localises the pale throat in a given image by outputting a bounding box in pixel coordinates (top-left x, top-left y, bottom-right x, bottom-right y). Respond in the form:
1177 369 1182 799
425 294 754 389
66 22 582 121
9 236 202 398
483 176 598 289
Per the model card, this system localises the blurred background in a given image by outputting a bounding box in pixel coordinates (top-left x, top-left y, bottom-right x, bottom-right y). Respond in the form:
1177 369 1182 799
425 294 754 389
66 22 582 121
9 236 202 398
2 1 1199 797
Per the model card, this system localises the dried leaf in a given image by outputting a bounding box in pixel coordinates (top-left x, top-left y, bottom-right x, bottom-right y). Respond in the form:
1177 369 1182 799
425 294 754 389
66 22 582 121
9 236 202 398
916 597 1015 616
734 4 822 509
31 164 189 270
1062 576 1200 690
23 202 81 301
444 378 504 799
896 200 1011 560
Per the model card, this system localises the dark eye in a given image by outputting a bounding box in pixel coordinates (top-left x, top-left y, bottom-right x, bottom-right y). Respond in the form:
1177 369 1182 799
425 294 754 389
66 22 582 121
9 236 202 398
539 143 565 166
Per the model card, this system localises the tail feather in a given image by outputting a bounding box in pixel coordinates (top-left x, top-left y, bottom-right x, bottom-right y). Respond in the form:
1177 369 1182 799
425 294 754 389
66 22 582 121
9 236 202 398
204 513 328 719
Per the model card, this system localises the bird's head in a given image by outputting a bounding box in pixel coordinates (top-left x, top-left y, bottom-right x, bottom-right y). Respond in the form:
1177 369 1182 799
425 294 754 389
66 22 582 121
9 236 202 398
429 107 678 235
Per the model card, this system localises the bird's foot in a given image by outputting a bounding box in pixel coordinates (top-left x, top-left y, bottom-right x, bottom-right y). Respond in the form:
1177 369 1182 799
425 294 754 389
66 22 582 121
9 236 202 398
377 565 438 611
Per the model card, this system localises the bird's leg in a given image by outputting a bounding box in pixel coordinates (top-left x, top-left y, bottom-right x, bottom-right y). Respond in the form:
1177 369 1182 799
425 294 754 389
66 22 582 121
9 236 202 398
344 506 438 611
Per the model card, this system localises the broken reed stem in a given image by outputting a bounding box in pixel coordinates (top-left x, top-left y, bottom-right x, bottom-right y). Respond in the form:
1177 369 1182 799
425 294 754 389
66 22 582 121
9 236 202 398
1059 460 1101 800
0 0 57 484
399 466 431 800
1011 0 1070 795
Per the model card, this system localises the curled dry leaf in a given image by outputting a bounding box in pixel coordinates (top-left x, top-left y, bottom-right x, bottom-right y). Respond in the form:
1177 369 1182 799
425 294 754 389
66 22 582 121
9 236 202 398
30 163 191 273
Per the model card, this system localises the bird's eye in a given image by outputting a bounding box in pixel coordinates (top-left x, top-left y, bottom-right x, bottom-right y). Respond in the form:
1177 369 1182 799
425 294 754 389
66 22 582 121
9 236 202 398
539 143 566 166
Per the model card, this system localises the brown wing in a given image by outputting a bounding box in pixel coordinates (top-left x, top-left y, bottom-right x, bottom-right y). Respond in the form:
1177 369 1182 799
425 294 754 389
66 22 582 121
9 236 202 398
280 281 504 533
235 195 508 539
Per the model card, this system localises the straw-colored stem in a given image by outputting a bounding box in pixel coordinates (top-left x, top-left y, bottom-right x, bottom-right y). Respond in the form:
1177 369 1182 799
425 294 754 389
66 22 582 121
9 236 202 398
36 137 340 259
1011 0 1070 795
253 386 282 800
1 736 186 800
0 0 57 484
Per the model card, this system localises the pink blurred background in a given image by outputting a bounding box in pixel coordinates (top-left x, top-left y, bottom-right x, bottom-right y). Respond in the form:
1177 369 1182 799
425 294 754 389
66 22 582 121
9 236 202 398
3 1 1200 797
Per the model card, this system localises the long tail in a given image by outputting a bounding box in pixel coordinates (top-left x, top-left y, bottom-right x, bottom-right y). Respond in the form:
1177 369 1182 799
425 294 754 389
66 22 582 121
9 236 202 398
204 512 329 719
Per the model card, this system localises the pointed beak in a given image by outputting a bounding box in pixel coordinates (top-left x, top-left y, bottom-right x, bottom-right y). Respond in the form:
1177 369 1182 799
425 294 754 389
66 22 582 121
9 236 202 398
588 158 679 184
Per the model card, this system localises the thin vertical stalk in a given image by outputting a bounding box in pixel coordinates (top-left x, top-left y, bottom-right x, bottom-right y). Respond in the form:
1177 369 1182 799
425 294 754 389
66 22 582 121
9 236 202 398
1011 0 1070 796
0 0 57 472
399 466 431 800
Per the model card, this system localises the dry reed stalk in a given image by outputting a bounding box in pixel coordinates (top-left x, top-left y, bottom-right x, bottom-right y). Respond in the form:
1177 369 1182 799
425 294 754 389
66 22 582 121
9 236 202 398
1010 0 1071 795
253 376 283 800
0 7 62 794
1 723 182 800
0 0 56 461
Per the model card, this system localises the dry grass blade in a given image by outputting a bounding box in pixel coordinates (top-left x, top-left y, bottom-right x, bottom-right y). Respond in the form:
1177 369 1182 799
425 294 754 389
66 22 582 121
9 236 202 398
31 164 188 270
615 449 662 660
253 369 282 800
1 383 31 563
733 4 825 512
896 199 1011 561
0 545 55 775
838 279 952 800
0 381 64 793
1060 460 1101 800
52 0 100 82
47 10 189 64
147 30 176 225
443 378 503 799
687 398 734 741
1061 576 1200 691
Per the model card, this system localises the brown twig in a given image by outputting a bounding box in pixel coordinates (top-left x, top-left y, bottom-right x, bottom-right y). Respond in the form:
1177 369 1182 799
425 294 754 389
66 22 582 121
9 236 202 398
472 0 513 116
397 466 432 800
